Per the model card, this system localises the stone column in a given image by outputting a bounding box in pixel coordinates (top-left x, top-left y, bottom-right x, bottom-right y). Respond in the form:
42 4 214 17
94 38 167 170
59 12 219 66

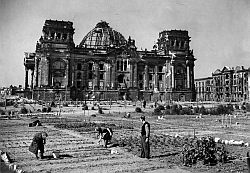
144 65 149 90
60 33 63 40
190 65 194 90
171 65 175 89
154 66 158 90
35 57 40 87
67 33 70 40
163 66 166 90
111 60 117 89
65 59 69 87
25 68 29 89
93 62 99 90
105 63 111 89
130 63 134 88
134 63 138 88
47 57 51 86
126 59 129 71
187 65 190 89
31 70 34 89
71 72 75 87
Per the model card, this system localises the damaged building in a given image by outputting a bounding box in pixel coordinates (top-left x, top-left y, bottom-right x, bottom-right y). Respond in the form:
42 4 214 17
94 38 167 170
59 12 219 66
24 20 196 101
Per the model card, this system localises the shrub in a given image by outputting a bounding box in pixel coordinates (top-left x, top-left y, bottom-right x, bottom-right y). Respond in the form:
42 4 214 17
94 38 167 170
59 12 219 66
171 104 180 115
157 105 165 110
216 104 232 114
226 104 234 114
0 110 6 115
153 107 162 115
199 106 206 115
82 104 88 110
182 136 228 166
91 106 95 110
63 103 68 107
20 107 28 114
182 107 192 115
194 106 199 114
165 105 171 109
246 103 250 112
47 107 52 112
163 109 171 115
50 101 56 107
210 108 219 115
42 107 47 112
135 107 142 113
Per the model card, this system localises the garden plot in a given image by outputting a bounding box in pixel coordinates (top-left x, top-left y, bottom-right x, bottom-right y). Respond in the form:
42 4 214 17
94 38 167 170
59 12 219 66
76 112 250 172
1 107 249 173
0 118 192 173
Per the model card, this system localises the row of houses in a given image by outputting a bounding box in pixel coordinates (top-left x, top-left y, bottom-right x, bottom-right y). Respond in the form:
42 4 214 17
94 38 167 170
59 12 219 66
195 66 250 102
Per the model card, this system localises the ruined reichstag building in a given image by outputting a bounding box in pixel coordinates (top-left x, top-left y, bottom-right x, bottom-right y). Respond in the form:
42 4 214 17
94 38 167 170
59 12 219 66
24 20 196 102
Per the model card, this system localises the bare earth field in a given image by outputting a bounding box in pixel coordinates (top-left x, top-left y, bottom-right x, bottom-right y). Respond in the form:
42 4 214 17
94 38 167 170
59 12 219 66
0 103 249 173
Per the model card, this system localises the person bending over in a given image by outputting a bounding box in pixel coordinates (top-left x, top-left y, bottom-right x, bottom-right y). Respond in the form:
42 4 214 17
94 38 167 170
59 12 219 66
95 127 113 148
29 131 48 159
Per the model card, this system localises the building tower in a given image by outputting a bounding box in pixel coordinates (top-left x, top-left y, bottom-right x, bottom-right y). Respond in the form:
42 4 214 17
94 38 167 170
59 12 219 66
157 30 196 101
35 20 75 88
24 52 35 89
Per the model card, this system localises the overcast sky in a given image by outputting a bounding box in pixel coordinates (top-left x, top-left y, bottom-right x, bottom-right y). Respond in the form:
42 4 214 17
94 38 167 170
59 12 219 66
0 0 250 87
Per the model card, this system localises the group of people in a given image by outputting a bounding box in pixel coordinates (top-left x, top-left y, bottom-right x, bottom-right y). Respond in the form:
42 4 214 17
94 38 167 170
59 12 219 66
29 116 151 159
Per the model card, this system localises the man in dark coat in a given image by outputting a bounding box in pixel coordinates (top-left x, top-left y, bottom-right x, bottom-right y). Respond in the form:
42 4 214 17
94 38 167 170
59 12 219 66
95 127 113 148
143 100 146 108
140 115 150 159
29 132 48 159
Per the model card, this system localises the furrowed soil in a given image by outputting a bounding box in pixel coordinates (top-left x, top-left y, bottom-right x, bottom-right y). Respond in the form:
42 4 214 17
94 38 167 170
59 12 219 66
0 103 249 173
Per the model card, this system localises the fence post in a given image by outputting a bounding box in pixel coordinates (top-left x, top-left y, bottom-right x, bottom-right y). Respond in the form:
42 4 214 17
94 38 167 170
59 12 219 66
247 152 250 173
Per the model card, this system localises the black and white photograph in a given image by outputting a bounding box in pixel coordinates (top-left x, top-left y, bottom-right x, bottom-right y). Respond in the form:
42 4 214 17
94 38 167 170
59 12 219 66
0 0 250 172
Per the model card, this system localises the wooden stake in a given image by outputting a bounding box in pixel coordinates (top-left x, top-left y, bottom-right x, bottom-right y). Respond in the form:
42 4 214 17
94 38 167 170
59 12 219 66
247 152 250 173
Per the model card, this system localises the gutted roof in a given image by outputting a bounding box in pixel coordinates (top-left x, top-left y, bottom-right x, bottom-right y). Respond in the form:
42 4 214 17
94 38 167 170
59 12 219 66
79 21 127 49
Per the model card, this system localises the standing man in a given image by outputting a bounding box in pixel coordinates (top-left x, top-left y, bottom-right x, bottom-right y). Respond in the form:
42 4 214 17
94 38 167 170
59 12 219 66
140 115 150 159
29 131 48 159
143 100 147 108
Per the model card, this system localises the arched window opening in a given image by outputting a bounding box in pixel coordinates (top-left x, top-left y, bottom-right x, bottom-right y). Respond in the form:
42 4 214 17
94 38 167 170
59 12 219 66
77 72 81 79
77 63 82 70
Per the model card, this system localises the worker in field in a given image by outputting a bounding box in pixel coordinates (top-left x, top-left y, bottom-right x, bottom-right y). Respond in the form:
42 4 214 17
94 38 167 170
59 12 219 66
29 131 48 159
95 127 113 148
140 115 150 159
143 100 146 108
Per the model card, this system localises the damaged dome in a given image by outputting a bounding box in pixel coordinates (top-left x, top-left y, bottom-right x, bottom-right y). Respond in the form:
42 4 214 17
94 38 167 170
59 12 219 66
79 21 127 49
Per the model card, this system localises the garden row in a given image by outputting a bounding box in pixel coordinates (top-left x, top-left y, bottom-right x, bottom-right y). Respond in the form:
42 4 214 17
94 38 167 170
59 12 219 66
54 121 134 132
149 104 247 115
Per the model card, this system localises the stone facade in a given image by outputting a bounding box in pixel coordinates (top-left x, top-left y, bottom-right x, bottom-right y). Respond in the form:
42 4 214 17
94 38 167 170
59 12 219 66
195 77 213 101
24 20 196 101
195 66 250 102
